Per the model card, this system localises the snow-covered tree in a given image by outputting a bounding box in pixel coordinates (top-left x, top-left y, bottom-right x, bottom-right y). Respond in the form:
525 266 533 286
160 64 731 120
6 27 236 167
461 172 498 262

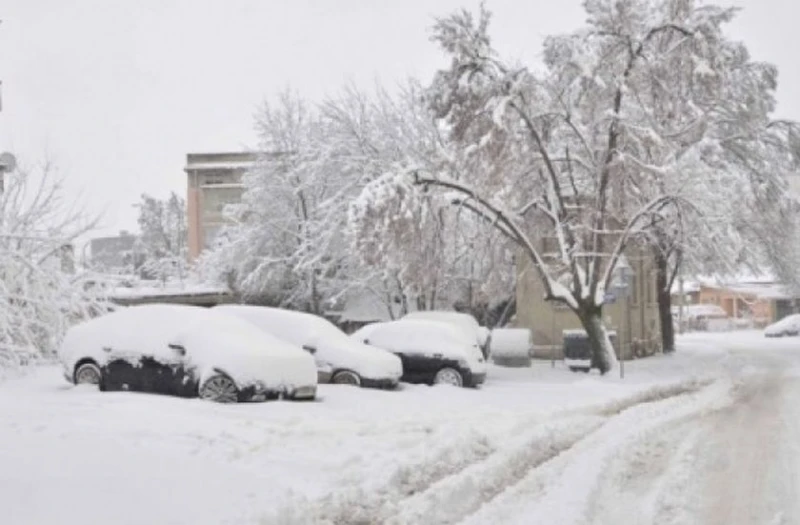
332 83 515 315
0 161 109 370
202 86 515 318
134 192 188 283
353 1 799 373
199 92 358 314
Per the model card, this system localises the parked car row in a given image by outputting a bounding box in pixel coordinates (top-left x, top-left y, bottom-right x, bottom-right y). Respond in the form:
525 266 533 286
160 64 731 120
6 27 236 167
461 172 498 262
57 304 489 403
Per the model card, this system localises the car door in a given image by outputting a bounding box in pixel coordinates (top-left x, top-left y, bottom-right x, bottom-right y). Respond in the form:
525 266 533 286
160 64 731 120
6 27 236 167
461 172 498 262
138 343 195 397
102 342 191 397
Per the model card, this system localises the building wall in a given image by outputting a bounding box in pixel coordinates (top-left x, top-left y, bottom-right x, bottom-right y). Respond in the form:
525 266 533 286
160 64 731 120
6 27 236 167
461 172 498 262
185 152 257 260
515 250 661 360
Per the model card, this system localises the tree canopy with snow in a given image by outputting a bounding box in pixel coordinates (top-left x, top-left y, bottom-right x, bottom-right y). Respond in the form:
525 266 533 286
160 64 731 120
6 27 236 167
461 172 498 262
352 0 799 373
134 192 189 283
0 161 109 369
202 87 515 318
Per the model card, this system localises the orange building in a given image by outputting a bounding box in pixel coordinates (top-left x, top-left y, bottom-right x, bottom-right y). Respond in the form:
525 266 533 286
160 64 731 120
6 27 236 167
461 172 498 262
682 279 799 327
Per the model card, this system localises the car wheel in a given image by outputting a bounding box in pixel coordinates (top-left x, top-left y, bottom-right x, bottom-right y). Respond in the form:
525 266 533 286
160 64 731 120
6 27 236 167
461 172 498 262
434 367 463 387
331 370 361 387
74 362 102 387
199 374 239 403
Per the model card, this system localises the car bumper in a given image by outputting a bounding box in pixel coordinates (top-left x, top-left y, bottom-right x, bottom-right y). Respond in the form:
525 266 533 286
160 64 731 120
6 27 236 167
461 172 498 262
286 384 317 401
468 372 486 387
244 384 317 402
317 369 333 383
361 377 401 390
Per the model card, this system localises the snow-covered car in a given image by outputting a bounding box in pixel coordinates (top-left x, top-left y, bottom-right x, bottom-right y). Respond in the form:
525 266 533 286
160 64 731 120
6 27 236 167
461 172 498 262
764 314 800 338
213 305 403 388
351 319 488 388
58 304 318 403
402 310 491 358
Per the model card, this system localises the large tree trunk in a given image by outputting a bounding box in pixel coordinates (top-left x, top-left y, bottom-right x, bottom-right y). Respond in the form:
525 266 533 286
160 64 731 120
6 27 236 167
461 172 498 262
576 303 617 375
654 250 675 353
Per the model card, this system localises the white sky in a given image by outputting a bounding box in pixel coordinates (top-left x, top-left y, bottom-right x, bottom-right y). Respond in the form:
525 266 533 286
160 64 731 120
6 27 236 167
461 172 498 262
1 0 797 239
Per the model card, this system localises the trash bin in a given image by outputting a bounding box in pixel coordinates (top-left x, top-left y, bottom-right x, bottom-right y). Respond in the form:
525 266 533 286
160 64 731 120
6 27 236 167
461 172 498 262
562 329 617 372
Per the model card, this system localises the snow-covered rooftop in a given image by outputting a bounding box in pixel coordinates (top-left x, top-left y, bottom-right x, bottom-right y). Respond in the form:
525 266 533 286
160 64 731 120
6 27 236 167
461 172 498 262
185 161 255 171
108 280 229 300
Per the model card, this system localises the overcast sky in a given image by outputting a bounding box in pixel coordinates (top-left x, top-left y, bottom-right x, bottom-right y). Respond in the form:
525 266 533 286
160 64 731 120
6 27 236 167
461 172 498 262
1 0 797 239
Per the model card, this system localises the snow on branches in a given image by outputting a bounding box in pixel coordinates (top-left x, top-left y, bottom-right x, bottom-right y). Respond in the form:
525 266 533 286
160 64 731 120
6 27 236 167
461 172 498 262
0 161 109 369
394 0 800 373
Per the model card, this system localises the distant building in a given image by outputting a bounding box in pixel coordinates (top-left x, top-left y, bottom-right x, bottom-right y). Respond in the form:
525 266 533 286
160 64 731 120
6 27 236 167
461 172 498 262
90 231 139 272
185 152 258 260
672 276 800 328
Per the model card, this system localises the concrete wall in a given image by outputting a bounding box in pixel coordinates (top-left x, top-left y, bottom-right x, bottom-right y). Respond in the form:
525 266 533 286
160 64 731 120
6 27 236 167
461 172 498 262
515 250 662 360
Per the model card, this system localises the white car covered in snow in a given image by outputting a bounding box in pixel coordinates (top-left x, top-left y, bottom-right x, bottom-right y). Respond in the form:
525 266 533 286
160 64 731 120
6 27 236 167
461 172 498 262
764 314 800 338
402 310 491 358
213 305 403 389
351 319 488 388
58 304 318 403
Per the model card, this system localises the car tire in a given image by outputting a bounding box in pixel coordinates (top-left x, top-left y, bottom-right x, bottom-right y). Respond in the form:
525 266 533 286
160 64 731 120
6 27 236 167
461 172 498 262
74 362 103 388
199 374 239 403
331 370 362 387
433 367 464 387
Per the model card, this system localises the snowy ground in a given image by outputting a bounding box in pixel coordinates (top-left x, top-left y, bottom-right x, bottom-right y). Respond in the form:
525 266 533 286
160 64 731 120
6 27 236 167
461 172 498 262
1 331 798 524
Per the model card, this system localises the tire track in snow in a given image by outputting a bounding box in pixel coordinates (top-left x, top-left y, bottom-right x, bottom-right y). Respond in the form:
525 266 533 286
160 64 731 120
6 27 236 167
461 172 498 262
260 378 710 525
385 415 605 525
383 378 711 525
456 378 733 525
261 425 498 525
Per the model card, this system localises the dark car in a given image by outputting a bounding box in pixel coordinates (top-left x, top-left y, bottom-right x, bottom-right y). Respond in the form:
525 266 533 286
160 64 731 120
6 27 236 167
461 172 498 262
350 319 488 388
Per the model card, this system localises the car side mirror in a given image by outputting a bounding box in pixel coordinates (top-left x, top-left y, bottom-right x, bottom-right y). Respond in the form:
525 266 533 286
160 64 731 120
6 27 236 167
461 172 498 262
168 343 186 356
302 344 316 355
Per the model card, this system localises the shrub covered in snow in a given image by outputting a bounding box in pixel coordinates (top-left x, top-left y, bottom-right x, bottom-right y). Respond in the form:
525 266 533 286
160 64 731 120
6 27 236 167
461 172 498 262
0 162 110 371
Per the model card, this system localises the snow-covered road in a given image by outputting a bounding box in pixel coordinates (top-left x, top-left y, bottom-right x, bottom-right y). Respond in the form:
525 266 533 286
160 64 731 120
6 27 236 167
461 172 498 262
1 331 798 524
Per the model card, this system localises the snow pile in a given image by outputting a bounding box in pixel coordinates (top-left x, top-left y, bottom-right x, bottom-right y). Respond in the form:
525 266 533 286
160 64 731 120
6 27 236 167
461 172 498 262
489 329 531 358
214 305 402 381
764 314 800 337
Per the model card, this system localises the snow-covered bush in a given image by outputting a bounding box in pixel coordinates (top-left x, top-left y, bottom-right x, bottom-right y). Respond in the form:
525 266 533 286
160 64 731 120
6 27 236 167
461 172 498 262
0 161 109 371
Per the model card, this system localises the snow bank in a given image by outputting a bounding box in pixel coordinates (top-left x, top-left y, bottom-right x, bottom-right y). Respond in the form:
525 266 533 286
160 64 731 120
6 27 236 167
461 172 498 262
489 329 531 358
214 305 402 382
